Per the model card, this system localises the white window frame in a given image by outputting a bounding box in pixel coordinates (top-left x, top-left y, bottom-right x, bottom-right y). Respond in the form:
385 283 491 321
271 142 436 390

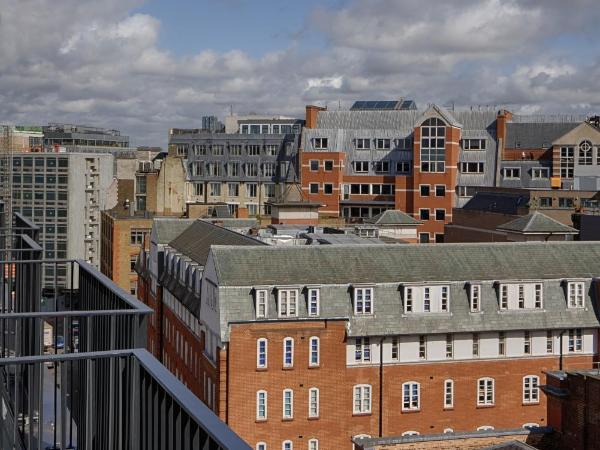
282 440 293 450
470 284 481 312
375 138 391 150
355 337 371 363
441 286 449 312
256 289 268 318
524 331 531 355
535 284 543 309
402 431 420 436
278 289 298 318
499 331 506 356
402 382 420 411
308 288 320 316
391 338 399 360
283 337 294 368
353 384 372 414
356 138 370 150
546 330 554 354
503 167 521 179
500 285 508 310
473 333 480 357
444 379 454 409
257 338 268 369
308 183 319 194
477 377 495 406
445 334 453 359
523 375 539 404
309 337 320 367
256 443 267 450
256 390 267 420
532 167 549 179
424 287 431 312
282 389 293 419
419 335 427 360
314 138 328 150
404 287 413 313
477 426 495 431
568 328 583 352
308 387 319 418
567 282 584 308
354 287 373 315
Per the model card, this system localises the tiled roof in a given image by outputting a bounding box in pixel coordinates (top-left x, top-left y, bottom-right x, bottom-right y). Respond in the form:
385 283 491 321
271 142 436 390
463 192 530 214
363 209 421 226
152 218 195 244
169 220 265 266
505 122 579 149
497 211 578 234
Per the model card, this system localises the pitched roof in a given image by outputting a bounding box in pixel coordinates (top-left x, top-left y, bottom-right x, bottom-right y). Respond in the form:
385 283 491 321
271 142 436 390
463 192 530 214
211 241 600 286
497 211 578 234
363 209 421 226
168 219 265 265
152 218 195 244
505 122 579 149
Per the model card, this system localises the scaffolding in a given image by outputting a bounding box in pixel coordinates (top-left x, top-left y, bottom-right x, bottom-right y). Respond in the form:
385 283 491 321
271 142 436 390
0 124 13 231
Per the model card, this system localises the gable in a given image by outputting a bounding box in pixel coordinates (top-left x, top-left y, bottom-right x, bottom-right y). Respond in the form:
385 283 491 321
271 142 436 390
552 122 600 146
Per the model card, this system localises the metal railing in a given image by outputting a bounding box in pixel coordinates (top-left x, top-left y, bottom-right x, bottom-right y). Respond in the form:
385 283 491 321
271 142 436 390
0 215 250 450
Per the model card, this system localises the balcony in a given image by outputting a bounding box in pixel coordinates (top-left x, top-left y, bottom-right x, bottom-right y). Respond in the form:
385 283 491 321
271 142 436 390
0 213 250 450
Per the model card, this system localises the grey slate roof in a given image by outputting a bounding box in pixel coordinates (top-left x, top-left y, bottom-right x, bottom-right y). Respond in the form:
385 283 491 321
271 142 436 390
152 218 195 244
169 219 265 266
463 192 530 214
497 211 578 234
363 209 421 226
505 122 579 149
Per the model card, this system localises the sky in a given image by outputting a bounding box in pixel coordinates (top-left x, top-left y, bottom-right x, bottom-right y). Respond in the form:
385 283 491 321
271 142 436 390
1 0 600 148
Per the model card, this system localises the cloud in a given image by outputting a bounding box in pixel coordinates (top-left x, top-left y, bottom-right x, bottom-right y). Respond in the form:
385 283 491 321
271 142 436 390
1 0 599 148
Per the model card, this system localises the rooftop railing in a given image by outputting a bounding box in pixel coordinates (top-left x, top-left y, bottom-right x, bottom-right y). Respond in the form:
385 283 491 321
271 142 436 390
0 214 250 450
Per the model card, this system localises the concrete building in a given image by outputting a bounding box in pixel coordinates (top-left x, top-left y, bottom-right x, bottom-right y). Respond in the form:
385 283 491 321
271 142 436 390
138 239 600 449
43 123 130 148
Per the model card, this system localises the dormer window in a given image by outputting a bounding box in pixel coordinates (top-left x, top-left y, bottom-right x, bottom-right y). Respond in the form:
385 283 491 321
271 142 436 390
498 283 544 310
424 288 431 312
534 284 543 308
278 289 298 317
441 287 449 312
567 282 584 308
354 287 373 315
470 284 481 312
308 288 320 316
500 285 508 309
404 287 413 313
255 289 268 318
314 138 328 150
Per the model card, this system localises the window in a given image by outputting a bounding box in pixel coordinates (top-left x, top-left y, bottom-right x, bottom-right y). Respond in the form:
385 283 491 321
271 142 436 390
402 382 420 411
539 197 552 207
420 118 446 172
308 289 320 316
324 160 333 171
263 163 276 177
308 388 319 418
314 138 328 150
500 285 508 310
460 162 484 173
470 285 481 312
353 161 369 173
248 203 259 216
309 337 320 366
462 139 487 150
524 331 531 355
256 443 267 450
353 385 372 414
227 162 240 176
532 168 549 179
559 197 574 208
568 329 583 352
278 290 298 317
354 288 373 315
209 182 221 197
310 160 319 171
419 335 426 359
229 145 242 156
472 333 480 357
193 183 203 196
372 184 393 195
546 330 553 354
283 338 294 368
420 185 430 196
374 161 389 173
247 183 258 198
477 426 494 431
402 431 420 436
404 287 413 313
518 285 525 309
130 229 149 245
424 288 431 312
568 282 584 308
477 378 494 406
356 138 370 150
435 209 446 221
499 332 505 356
265 183 276 198
503 167 521 179
309 183 319 194
308 439 318 450
355 337 371 363
391 338 399 360
283 389 293 419
534 284 543 309
257 339 268 369
444 379 454 408
578 141 593 165
419 209 430 221
396 161 411 174
282 441 292 450
247 145 261 156
256 290 268 318
560 147 574 178
435 185 446 197
445 334 453 359
419 233 430 244
523 376 539 404
265 144 278 156
323 183 333 195
211 145 224 156
256 390 267 420
375 138 390 150
228 183 239 197
246 162 259 176
207 162 222 177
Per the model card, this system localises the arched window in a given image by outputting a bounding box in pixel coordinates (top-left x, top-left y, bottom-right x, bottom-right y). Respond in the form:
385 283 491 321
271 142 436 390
282 440 293 450
282 389 294 419
309 337 320 366
308 387 319 418
477 425 495 431
523 423 540 429
523 375 539 404
443 428 454 434
578 140 593 165
256 390 267 420
420 117 446 173
308 438 319 450
256 442 267 450
402 431 420 436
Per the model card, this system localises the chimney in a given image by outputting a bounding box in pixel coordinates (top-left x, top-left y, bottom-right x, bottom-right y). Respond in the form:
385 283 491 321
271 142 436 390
305 105 326 129
237 207 249 219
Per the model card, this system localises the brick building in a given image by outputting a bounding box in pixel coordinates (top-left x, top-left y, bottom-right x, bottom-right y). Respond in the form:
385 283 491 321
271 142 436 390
138 238 600 449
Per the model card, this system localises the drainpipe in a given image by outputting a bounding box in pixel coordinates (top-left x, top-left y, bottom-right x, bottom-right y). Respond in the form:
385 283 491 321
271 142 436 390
559 329 566 371
379 337 384 437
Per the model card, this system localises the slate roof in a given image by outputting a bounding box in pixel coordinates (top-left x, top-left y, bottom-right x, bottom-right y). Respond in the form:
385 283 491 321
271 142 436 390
152 218 195 244
505 122 579 149
497 211 578 234
463 192 530 214
169 219 265 266
363 209 421 226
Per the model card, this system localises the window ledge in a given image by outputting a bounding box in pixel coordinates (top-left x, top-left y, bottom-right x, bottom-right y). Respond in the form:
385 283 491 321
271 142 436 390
308 365 320 369
256 367 268 372
307 416 320 421
282 417 294 422
255 419 267 423
443 407 454 411
352 412 372 417
282 366 294 371
522 402 540 406
401 409 421 414
476 404 495 409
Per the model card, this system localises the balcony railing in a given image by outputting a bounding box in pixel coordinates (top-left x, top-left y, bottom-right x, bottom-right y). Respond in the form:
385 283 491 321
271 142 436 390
0 214 250 450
